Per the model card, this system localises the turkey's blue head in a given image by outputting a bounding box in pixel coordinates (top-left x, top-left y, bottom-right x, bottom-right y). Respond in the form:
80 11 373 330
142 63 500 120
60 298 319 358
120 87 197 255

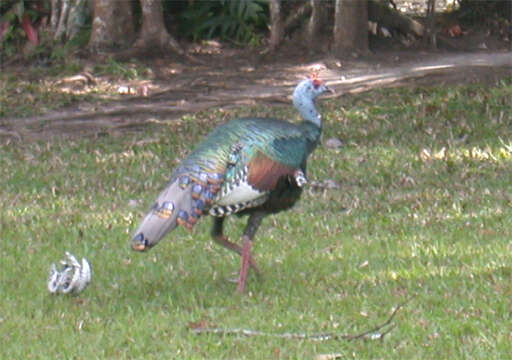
294 78 332 100
292 78 333 127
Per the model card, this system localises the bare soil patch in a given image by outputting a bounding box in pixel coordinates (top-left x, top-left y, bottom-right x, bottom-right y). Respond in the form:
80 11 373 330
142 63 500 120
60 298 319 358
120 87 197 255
1 36 511 140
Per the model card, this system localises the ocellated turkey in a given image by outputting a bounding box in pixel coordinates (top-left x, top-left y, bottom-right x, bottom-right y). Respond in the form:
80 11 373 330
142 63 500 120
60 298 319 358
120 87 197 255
131 77 332 292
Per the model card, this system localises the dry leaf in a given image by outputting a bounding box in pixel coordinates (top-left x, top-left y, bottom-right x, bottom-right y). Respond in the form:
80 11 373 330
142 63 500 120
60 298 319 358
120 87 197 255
315 353 343 360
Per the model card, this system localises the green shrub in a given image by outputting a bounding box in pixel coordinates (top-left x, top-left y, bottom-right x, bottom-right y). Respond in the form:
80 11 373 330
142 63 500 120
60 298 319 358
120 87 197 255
179 0 268 43
456 0 511 23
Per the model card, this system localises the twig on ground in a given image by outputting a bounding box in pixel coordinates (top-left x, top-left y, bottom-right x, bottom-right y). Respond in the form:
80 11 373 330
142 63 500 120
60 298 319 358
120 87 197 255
191 297 413 342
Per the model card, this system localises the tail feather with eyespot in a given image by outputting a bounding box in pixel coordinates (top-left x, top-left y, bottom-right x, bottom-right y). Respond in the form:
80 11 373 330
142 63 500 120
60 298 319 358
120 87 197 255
131 179 198 251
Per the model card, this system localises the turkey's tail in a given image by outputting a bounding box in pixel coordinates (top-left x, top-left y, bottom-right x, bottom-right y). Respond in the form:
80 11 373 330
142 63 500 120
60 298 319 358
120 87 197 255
131 177 208 252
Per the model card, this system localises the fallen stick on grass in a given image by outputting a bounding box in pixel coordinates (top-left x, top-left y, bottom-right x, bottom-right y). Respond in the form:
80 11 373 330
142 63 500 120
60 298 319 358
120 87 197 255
191 297 412 342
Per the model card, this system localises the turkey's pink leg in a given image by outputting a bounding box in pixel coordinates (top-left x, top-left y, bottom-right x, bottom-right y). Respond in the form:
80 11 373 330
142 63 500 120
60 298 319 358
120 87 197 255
212 217 260 274
214 235 261 274
237 235 252 293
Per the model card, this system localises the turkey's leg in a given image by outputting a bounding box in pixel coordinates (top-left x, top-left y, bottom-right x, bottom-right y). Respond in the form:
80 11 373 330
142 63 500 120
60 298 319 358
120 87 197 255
211 217 260 274
237 212 265 293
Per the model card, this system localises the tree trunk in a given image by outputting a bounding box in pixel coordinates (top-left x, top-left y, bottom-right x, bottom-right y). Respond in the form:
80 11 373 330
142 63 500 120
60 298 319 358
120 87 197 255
368 0 424 37
89 0 134 50
65 0 90 40
424 0 437 49
333 0 369 56
269 0 282 52
283 3 312 37
52 0 90 41
53 0 70 40
307 0 324 52
133 0 182 54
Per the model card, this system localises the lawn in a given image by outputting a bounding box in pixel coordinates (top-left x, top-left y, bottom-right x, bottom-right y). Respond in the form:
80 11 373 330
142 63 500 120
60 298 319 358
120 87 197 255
1 78 511 359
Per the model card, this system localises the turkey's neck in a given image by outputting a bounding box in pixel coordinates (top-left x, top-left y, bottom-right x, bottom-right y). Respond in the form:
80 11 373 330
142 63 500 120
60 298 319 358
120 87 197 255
295 98 322 128
296 98 322 149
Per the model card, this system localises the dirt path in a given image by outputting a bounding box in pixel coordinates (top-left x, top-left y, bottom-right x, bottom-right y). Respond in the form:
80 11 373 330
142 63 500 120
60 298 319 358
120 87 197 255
2 51 511 140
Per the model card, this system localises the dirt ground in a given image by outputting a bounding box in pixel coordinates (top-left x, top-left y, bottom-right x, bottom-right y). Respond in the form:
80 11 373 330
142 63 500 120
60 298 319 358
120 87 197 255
1 29 511 140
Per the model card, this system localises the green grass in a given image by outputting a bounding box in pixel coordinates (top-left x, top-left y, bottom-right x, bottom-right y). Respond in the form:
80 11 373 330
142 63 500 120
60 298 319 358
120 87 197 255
1 79 512 359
